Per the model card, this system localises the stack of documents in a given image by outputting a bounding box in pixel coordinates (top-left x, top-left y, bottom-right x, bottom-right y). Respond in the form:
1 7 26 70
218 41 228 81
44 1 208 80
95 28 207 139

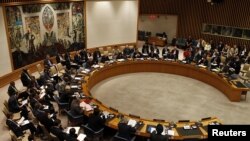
77 133 86 141
127 119 137 127
80 101 93 111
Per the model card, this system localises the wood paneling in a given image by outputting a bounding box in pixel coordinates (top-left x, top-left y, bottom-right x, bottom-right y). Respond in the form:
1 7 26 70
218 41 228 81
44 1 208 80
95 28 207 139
140 0 250 45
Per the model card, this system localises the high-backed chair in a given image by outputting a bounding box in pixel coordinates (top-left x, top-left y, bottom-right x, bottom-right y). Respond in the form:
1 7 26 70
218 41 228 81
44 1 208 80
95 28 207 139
107 46 113 56
112 132 136 141
240 64 250 76
39 122 51 140
53 95 69 115
36 63 44 76
64 109 84 126
56 63 66 74
9 130 29 141
239 70 250 83
119 46 125 52
99 47 104 56
82 124 104 141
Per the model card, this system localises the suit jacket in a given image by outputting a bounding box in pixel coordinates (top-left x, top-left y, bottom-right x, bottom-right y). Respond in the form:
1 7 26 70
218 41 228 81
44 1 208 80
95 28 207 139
70 99 84 116
80 50 88 62
21 71 32 87
142 45 149 55
133 52 143 58
44 58 53 67
8 85 18 96
6 119 24 137
117 122 136 140
8 95 20 113
88 114 106 132
93 51 101 62
50 126 66 141
150 132 169 141
172 49 179 60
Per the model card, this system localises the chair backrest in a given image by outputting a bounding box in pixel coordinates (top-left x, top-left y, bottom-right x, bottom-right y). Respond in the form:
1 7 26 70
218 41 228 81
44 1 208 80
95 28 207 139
39 122 50 138
119 46 125 52
245 70 250 77
99 48 104 54
4 100 8 109
107 46 112 53
36 64 43 74
9 130 19 141
56 63 64 71
49 66 58 76
103 51 109 56
242 64 250 71
3 107 12 118
7 119 23 138
220 56 226 64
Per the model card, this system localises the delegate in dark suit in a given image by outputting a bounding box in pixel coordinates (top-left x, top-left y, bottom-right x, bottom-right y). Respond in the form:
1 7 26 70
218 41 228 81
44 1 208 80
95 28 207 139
88 108 106 132
150 124 169 141
93 49 101 64
20 69 32 87
6 119 37 137
117 120 136 140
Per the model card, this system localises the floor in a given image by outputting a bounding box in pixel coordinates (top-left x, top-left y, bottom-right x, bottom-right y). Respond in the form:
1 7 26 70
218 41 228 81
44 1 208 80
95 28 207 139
91 72 250 124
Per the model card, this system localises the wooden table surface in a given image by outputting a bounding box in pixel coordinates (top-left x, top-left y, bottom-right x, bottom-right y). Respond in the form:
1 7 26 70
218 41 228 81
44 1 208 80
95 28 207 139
81 59 246 139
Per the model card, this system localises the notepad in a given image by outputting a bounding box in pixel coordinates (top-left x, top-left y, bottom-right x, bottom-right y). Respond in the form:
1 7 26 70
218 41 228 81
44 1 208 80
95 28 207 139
117 59 125 62
80 101 93 111
39 92 46 99
17 117 25 125
167 130 175 136
198 64 207 68
71 85 78 88
93 65 100 68
43 105 49 110
127 119 137 127
75 77 81 80
66 127 80 134
77 133 86 141
21 120 30 126
21 99 28 106
183 125 191 129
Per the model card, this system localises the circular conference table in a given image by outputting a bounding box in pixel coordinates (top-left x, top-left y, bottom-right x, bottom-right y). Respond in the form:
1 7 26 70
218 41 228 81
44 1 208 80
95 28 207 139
81 59 246 139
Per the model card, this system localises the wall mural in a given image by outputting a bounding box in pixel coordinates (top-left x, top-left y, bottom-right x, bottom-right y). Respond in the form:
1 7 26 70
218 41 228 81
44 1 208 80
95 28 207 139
5 2 85 70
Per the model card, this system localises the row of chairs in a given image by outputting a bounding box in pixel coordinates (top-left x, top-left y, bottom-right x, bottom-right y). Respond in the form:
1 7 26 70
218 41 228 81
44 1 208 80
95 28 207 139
99 45 135 56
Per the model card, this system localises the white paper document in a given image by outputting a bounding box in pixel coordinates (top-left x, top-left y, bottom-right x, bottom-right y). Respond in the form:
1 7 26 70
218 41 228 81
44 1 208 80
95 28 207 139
71 85 78 88
77 133 87 141
127 119 137 127
21 99 28 106
184 125 191 129
80 101 93 111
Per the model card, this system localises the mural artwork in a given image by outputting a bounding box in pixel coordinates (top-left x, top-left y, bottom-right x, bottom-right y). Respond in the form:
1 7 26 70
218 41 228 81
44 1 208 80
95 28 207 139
5 2 85 70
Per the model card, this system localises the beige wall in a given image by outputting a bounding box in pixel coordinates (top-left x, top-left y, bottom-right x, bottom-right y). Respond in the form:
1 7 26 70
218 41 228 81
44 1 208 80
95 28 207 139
0 6 12 77
86 0 138 48
138 15 178 43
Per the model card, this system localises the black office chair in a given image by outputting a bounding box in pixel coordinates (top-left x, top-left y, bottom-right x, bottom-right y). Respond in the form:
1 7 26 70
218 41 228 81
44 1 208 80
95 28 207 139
64 109 84 126
53 95 69 115
112 132 136 141
82 124 104 141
